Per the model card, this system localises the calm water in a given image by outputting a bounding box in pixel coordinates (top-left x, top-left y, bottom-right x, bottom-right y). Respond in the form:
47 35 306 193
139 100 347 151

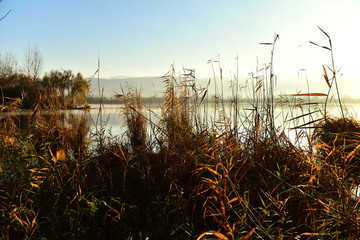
3 102 360 145
68 102 360 143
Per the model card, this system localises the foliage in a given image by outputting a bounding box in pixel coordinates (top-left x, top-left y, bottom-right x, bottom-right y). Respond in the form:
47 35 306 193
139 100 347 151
0 49 90 110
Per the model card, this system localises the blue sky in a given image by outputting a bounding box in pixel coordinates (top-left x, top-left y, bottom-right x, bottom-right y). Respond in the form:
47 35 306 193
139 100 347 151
1 0 360 96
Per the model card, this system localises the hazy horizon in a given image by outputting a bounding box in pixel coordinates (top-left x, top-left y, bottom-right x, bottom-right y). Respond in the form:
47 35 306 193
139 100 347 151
1 1 360 97
88 74 360 101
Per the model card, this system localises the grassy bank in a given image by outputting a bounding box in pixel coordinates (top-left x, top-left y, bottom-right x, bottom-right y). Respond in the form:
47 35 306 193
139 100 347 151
1 31 360 239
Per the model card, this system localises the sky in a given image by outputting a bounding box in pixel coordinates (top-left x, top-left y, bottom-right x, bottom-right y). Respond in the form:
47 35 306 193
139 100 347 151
1 0 360 97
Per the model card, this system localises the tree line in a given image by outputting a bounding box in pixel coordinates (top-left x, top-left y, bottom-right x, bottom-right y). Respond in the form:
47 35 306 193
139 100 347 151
0 45 90 109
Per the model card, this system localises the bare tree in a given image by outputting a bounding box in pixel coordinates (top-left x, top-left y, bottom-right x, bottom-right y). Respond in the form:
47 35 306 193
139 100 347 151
0 51 18 77
23 44 43 81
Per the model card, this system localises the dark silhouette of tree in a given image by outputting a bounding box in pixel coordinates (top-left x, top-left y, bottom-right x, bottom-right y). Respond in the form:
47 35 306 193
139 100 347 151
0 44 90 108
69 72 90 107
43 70 90 108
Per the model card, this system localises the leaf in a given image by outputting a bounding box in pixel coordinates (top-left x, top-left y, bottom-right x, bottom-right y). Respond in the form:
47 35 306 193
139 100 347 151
31 211 39 228
228 197 240 204
30 103 40 119
285 93 327 97
290 118 323 130
197 231 229 240
344 144 360 162
285 110 320 122
212 232 228 240
256 113 260 143
323 65 331 88
202 177 219 186
300 232 327 236
295 102 320 106
276 101 288 106
309 41 331 50
203 166 221 177
30 182 39 188
239 228 255 240
309 41 320 47
308 172 317 183
49 147 56 163
200 90 208 104
114 92 123 99
318 26 330 38
56 149 66 161
254 82 263 93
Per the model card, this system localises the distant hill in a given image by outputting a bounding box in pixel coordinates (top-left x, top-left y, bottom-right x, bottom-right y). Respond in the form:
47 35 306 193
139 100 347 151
88 76 215 98
88 76 165 97
88 75 360 101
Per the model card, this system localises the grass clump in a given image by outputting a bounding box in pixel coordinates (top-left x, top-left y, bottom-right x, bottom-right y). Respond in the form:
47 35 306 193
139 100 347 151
1 29 360 239
316 117 360 179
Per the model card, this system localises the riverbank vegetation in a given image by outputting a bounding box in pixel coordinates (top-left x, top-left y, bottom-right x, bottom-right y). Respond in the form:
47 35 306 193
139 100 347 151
0 46 90 110
1 29 360 239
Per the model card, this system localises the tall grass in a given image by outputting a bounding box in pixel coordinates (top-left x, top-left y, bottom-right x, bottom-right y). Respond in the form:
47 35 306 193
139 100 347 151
1 28 360 239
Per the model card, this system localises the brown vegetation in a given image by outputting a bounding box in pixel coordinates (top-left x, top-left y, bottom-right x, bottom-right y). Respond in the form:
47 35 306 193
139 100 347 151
1 28 360 239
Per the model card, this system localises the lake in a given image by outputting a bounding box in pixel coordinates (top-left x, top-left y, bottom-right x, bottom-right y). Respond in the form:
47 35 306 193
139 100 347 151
65 102 360 145
3 101 360 147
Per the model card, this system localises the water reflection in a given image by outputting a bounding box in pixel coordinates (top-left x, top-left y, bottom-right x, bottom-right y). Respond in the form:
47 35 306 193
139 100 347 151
2 102 359 151
0 109 91 159
84 102 360 147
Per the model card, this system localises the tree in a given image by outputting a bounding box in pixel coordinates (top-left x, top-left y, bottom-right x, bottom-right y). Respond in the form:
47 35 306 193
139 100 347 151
69 72 90 107
45 70 68 107
44 70 90 108
0 52 18 78
23 44 43 81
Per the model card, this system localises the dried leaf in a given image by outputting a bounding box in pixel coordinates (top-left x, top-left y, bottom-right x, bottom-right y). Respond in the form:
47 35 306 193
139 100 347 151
285 93 327 97
345 144 360 162
114 92 123 99
308 174 317 184
309 41 331 50
318 26 330 38
300 232 322 236
256 114 260 143
239 228 255 240
212 232 229 240
228 197 240 204
323 65 331 88
309 41 320 47
285 110 320 122
200 90 208 104
56 149 66 161
197 231 229 240
290 118 323 130
30 103 40 119
254 83 263 93
30 182 39 188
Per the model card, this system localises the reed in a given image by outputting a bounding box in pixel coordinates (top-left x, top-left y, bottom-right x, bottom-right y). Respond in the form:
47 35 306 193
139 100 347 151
1 29 360 239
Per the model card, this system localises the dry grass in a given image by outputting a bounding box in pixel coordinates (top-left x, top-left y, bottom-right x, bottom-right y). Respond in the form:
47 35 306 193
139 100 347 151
1 28 360 239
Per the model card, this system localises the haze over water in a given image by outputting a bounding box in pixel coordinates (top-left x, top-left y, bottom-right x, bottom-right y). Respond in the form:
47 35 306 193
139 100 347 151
1 1 360 98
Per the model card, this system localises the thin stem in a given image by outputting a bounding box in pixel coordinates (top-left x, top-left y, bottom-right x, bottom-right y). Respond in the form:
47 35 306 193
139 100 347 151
329 39 345 119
